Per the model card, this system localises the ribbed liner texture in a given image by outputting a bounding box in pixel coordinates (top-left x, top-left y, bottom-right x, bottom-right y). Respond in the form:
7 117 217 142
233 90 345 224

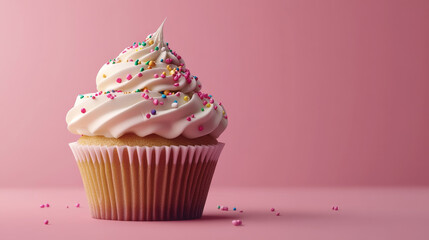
69 142 224 221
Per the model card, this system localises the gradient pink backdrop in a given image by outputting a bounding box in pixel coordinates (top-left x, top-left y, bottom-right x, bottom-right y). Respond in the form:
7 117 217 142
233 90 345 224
0 0 428 188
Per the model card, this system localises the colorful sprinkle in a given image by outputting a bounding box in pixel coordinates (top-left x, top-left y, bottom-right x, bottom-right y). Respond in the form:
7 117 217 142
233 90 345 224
154 74 159 78
81 108 86 113
44 220 49 225
40 204 45 208
79 95 84 99
155 46 159 51
184 96 189 101
186 117 191 121
76 203 80 208
151 109 156 115
116 78 122 83
140 67 144 72
221 206 228 211
126 74 132 80
174 83 179 87
138 72 143 77
206 103 211 108
103 74 107 78
153 99 159 105
134 60 139 65
271 208 275 212
217 205 221 209
201 108 204 112
171 102 178 108
232 220 242 226
276 212 280 216
46 203 50 208
233 207 237 211
146 113 151 119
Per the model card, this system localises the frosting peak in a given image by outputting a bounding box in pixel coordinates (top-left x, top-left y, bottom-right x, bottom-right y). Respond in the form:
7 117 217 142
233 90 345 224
66 22 228 139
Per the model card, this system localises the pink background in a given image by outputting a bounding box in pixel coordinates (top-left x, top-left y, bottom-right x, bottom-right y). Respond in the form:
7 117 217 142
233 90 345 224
0 0 428 188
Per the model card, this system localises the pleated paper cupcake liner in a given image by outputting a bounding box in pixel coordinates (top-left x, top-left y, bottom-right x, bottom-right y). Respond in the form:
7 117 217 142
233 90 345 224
69 142 225 221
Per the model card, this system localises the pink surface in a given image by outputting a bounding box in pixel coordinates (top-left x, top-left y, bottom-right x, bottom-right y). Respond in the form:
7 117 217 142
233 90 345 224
1 0 429 188
1 187 429 239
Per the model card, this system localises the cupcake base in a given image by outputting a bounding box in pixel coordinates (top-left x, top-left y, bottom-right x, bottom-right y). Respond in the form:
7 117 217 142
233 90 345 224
70 142 224 221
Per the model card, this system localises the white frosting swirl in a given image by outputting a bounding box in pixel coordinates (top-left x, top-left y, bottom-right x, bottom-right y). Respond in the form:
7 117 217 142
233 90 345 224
66 21 228 139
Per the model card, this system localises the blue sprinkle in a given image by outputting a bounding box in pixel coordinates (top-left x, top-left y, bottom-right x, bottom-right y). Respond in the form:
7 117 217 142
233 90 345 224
162 94 166 98
233 207 236 211
209 95 212 98
174 100 178 103
176 68 179 71
151 109 156 115
160 59 164 62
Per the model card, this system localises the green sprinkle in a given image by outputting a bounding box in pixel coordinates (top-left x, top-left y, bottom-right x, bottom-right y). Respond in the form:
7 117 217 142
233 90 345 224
170 49 172 52
106 91 110 94
79 95 84 99
133 42 136 45
142 42 146 46
112 61 115 64
109 59 112 62
166 42 169 46
149 35 152 38
155 46 159 51
134 60 139 66
140 67 144 72
217 205 220 209
145 61 150 65
201 108 204 112
136 89 141 92
138 42 141 45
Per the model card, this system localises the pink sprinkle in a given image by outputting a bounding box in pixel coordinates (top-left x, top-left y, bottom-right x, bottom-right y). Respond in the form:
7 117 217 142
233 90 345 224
210 99 214 104
177 55 182 60
126 74 132 80
40 204 45 208
150 49 154 52
159 101 164 105
214 105 218 110
175 92 181 96
276 213 280 216
154 74 159 78
192 114 195 118
165 58 172 64
138 72 143 77
271 208 275 212
232 220 242 226
219 102 222 106
334 206 339 211
153 99 159 105
161 73 166 78
239 210 244 213
92 96 96 99
46 203 50 208
174 83 179 87
44 220 49 225
221 206 228 211
198 125 204 131
203 101 207 105
332 206 335 210
146 113 151 119
66 205 69 208
186 117 191 121
75 203 80 208
116 78 122 83
81 108 86 113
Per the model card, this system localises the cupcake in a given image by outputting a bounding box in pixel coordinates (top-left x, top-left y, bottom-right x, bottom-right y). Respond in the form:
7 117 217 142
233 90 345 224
66 21 228 221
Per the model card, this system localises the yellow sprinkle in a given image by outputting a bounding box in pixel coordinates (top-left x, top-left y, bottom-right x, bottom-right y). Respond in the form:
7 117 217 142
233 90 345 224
117 60 121 63
206 103 211 107
149 61 155 67
184 96 189 101
170 70 175 75
140 47 143 50
103 74 106 78
223 111 225 115
148 39 154 45
162 72 166 75
164 90 170 95
136 49 138 51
